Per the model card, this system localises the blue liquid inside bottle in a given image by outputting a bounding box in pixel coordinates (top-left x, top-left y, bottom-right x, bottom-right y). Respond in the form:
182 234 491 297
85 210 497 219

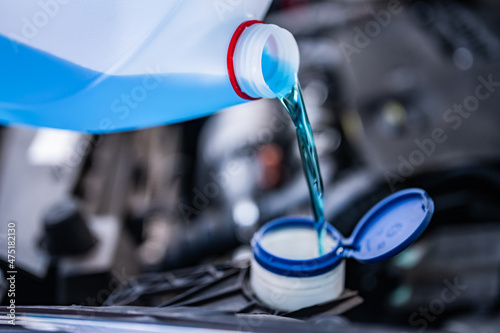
0 35 243 132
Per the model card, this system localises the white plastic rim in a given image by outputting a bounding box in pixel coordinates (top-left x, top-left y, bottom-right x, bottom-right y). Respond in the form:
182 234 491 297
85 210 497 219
250 223 345 312
233 23 300 99
251 259 345 312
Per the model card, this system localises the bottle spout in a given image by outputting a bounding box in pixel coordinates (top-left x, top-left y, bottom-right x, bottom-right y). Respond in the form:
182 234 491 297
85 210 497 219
231 22 300 99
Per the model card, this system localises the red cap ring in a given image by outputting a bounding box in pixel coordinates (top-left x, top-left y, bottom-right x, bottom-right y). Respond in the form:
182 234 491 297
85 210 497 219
227 20 264 101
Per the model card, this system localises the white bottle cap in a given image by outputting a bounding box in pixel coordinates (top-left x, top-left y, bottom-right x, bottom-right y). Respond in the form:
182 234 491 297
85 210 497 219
233 23 300 99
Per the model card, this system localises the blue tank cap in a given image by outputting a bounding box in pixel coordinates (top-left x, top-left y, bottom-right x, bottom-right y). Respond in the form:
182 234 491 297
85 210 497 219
251 188 434 278
340 188 434 263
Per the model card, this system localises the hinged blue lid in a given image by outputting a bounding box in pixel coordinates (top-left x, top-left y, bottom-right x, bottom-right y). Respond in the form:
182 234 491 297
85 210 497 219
341 188 434 263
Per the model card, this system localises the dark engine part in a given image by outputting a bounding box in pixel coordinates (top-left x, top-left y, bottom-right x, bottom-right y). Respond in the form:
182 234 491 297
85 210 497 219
105 260 363 320
41 198 97 256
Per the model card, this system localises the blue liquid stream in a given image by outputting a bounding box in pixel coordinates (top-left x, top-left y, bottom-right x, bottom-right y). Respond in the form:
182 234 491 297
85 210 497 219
261 47 327 255
279 80 326 255
0 35 243 132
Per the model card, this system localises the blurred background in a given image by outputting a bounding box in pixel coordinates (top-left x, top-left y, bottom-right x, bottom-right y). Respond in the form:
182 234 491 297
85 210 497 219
1 0 500 332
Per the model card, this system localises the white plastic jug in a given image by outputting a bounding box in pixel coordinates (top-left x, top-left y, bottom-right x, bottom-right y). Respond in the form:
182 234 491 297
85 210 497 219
0 0 299 132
